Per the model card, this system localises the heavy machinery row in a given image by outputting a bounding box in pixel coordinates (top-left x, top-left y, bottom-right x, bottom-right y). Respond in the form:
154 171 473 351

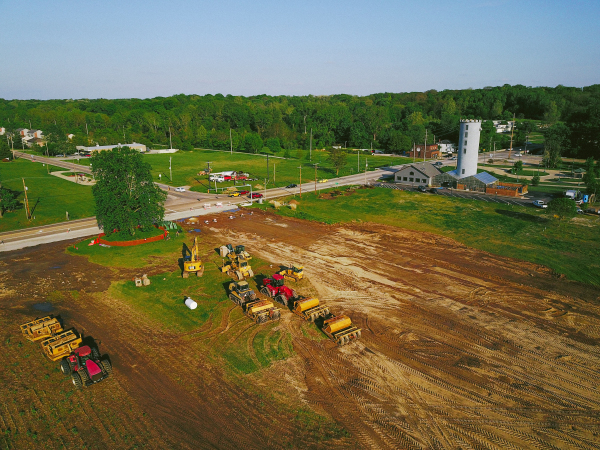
213 242 362 346
19 316 112 388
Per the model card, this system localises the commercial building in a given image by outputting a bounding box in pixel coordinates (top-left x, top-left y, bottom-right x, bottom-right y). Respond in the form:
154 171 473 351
394 162 443 186
408 144 441 159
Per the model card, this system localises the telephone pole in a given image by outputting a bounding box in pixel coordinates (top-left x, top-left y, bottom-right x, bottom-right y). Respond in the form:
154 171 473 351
314 163 319 193
508 113 515 159
298 165 302 198
22 178 31 220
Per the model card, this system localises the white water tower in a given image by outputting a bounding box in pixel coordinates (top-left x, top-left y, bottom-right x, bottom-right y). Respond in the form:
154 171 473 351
456 119 481 178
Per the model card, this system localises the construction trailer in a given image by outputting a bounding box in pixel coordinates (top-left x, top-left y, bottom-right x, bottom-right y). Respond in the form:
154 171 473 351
20 316 63 342
243 299 281 324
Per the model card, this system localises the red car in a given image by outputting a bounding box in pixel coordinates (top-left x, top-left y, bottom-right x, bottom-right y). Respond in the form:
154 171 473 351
239 190 249 195
250 193 263 199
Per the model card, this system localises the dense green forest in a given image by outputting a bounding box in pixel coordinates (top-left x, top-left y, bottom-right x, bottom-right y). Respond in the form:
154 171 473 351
1 84 599 160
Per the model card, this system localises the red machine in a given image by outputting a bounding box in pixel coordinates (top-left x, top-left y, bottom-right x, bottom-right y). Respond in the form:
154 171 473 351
60 345 112 388
261 274 297 306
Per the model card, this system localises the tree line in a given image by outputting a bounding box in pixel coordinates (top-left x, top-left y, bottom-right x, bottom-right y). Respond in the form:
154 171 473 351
0 84 598 160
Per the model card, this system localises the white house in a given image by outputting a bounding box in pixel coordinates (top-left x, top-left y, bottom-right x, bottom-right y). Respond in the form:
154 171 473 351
394 162 443 186
0 127 5 135
438 140 455 154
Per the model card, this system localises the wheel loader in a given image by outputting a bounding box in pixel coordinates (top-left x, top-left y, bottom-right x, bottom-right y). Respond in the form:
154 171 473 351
278 263 304 282
20 316 63 342
41 329 82 361
183 236 204 278
322 315 361 346
221 255 254 280
243 299 281 324
228 280 257 306
292 297 331 322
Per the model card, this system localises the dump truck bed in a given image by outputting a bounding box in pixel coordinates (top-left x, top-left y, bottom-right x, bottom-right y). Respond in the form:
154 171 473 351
20 316 63 342
41 330 82 361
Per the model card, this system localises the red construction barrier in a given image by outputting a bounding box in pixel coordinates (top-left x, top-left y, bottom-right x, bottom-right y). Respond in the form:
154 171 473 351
96 227 167 247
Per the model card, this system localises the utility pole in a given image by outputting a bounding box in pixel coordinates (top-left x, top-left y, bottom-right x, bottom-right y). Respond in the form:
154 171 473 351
45 142 50 174
22 178 31 220
169 156 172 182
230 129 233 154
85 123 89 135
424 129 427 162
309 128 313 161
524 134 528 155
314 163 319 193
123 125 126 141
508 113 515 159
298 165 302 198
412 143 415 163
169 127 173 150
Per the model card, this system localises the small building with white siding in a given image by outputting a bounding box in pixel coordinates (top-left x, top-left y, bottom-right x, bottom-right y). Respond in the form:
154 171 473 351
394 162 443 186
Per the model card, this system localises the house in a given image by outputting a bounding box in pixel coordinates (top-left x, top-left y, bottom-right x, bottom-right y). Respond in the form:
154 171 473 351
27 130 43 139
15 128 29 137
437 140 455 154
492 120 515 134
394 162 443 186
0 127 5 135
409 144 441 159
76 142 147 153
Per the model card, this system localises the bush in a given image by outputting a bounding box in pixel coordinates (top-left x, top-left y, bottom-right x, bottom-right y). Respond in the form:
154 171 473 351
531 174 540 186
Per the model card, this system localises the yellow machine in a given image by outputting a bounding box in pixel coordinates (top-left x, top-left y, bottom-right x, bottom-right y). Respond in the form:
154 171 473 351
183 236 204 278
244 299 281 324
41 330 82 361
322 315 361 346
292 297 330 322
221 255 254 281
20 316 63 342
278 264 304 282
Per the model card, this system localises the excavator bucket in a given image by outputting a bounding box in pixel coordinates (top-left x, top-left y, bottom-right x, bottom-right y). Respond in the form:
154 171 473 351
41 330 82 361
20 316 63 342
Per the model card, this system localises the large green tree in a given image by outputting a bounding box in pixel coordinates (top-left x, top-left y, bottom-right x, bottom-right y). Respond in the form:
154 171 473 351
90 147 166 236
547 197 577 222
327 147 347 175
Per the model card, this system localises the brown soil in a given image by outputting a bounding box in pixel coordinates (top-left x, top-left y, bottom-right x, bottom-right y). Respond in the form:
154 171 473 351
1 211 600 449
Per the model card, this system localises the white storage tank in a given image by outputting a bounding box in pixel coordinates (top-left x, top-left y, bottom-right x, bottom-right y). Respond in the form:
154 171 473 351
184 297 197 310
456 119 481 178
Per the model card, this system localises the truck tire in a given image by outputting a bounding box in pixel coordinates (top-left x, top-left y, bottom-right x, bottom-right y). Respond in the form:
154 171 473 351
256 314 267 324
235 271 243 281
101 360 112 375
71 372 83 388
59 359 71 375
356 330 362 339
292 290 297 299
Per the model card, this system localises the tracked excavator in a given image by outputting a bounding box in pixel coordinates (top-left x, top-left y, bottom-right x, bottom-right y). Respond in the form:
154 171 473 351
182 236 204 278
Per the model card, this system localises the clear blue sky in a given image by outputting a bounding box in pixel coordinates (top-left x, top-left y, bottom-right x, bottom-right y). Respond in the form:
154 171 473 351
1 0 598 99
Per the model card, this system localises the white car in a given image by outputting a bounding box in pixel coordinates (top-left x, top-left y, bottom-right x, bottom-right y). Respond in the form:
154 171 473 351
175 187 186 192
532 200 547 209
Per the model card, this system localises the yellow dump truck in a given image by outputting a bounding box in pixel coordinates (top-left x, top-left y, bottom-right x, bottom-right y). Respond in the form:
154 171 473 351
41 330 82 361
292 297 330 322
20 316 63 342
244 299 281 324
322 315 361 346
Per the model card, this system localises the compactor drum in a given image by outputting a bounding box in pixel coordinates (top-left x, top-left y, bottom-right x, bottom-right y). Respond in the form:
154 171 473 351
20 316 63 342
322 315 362 346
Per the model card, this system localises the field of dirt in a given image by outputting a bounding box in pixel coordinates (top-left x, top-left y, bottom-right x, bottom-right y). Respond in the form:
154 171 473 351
1 209 600 449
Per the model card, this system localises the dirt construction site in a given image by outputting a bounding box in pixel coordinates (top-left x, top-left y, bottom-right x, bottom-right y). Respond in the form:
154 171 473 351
1 209 600 449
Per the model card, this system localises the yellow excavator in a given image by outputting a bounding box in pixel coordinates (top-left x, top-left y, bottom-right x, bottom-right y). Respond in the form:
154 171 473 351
182 236 204 278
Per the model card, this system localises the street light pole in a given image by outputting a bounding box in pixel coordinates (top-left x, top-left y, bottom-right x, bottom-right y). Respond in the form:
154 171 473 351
309 128 312 161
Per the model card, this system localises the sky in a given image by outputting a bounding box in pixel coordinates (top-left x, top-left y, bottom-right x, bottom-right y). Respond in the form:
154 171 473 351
1 0 599 99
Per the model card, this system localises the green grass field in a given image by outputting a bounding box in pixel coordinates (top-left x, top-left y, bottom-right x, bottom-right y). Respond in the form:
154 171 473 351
0 159 95 232
258 187 600 286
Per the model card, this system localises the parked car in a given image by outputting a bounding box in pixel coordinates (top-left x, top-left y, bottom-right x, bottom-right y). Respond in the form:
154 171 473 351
250 193 263 199
318 179 328 183
576 208 584 214
574 199 583 205
239 190 249 195
286 183 297 188
228 192 240 197
533 200 548 209
175 187 186 192
417 185 427 192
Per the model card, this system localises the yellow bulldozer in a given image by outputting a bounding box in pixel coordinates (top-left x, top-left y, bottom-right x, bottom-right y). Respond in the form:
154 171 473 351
183 236 204 278
278 263 304 282
20 316 63 342
221 255 254 281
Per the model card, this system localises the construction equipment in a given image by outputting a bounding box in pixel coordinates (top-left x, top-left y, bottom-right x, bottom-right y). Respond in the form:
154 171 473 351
261 273 297 306
243 299 281 324
219 243 252 260
292 297 331 322
228 280 257 306
20 316 63 342
183 236 204 278
221 255 254 280
322 315 361 346
59 345 112 388
278 263 304 282
41 330 82 361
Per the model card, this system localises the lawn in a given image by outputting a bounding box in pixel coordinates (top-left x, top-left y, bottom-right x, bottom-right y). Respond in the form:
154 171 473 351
0 159 95 232
257 187 600 286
